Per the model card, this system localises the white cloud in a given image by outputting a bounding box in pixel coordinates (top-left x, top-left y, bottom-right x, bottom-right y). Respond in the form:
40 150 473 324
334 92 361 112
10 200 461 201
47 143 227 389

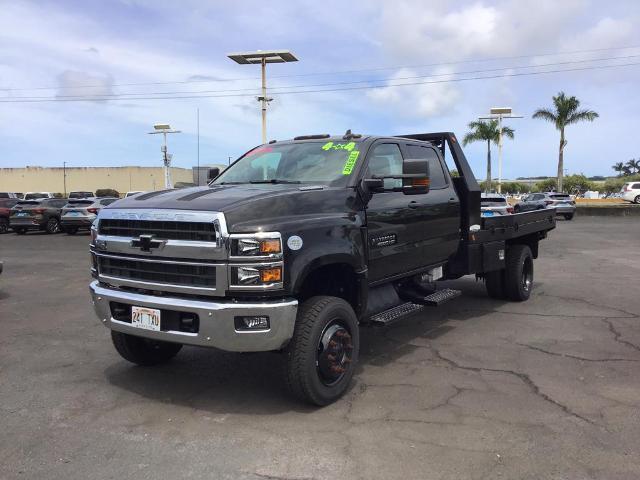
367 67 461 118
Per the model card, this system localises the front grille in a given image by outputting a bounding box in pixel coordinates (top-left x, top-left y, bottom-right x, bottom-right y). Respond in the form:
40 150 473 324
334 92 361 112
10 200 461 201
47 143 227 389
98 255 216 288
99 219 218 242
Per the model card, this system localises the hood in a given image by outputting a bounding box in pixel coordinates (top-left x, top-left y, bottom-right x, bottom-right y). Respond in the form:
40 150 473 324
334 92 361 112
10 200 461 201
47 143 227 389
105 185 358 232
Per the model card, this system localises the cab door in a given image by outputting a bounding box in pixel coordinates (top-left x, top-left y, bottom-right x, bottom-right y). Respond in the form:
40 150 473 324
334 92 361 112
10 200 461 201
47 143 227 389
364 142 432 283
403 143 460 266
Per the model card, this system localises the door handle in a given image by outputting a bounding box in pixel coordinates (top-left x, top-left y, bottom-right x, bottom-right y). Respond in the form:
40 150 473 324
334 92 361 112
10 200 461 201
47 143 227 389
408 201 420 209
448 198 457 203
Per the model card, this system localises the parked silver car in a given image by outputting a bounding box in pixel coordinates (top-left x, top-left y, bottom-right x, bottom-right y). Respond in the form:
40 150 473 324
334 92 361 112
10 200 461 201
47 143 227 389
61 197 119 234
480 193 513 216
514 192 576 220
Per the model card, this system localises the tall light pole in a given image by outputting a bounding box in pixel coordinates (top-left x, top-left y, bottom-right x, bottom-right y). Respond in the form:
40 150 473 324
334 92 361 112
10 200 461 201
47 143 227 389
227 50 299 144
479 107 522 194
63 161 67 197
148 123 181 189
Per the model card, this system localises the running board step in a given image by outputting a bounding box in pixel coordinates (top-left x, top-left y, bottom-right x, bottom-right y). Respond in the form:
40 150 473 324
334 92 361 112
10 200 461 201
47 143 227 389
421 288 462 306
369 302 425 326
400 286 462 306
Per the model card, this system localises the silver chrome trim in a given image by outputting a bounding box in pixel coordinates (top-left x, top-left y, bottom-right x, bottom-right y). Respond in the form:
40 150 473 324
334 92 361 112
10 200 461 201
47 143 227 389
90 281 298 352
94 251 222 267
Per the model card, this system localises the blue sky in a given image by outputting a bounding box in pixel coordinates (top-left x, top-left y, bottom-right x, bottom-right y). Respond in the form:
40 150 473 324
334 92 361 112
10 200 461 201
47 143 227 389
1 0 639 179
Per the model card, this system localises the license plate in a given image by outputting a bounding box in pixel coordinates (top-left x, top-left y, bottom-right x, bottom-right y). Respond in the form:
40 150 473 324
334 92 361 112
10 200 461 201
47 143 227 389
484 211 494 217
131 306 161 331
67 211 81 216
16 212 28 217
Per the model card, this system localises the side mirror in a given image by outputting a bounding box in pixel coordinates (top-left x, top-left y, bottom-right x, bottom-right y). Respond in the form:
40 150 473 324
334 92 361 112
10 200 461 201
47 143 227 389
401 158 430 195
207 167 220 182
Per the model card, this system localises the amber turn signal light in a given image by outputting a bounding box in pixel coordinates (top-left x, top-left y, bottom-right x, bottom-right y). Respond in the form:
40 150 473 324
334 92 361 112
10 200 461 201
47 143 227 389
260 266 282 283
259 238 281 254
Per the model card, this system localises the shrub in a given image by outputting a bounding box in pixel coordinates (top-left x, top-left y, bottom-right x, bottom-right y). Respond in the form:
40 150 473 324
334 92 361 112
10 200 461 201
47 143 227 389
96 188 120 198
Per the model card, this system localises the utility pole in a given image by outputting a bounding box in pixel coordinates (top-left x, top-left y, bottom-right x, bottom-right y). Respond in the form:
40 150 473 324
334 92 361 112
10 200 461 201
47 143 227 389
227 50 298 144
196 108 200 186
148 123 181 189
479 107 523 194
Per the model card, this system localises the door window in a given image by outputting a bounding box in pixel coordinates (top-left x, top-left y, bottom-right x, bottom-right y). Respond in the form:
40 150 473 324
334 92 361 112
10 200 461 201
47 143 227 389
405 145 448 189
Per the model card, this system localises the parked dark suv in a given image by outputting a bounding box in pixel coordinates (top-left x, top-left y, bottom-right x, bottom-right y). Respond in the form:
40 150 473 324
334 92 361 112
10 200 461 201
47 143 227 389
0 198 19 234
9 198 68 234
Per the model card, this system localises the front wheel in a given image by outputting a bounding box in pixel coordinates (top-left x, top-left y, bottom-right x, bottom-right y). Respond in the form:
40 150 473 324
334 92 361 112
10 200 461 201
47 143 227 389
505 245 534 302
563 213 574 220
65 227 79 235
285 296 359 406
0 218 8 234
15 228 27 235
111 331 182 366
635 195 640 204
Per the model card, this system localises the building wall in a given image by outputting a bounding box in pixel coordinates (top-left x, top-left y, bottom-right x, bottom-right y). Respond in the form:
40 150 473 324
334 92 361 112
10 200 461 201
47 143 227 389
0 166 194 195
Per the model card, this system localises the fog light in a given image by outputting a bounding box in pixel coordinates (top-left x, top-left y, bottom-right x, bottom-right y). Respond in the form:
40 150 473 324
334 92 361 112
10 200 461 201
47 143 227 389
235 316 270 331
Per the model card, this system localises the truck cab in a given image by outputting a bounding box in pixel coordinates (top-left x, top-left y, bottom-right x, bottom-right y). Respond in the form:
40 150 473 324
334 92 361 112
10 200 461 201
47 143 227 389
89 131 555 405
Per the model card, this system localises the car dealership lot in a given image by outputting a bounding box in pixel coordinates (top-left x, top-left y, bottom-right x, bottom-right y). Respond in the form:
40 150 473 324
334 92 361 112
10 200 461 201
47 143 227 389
1 218 639 480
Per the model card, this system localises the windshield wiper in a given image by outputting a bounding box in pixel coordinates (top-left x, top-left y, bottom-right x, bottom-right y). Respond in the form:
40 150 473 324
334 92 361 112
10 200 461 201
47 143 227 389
248 179 301 184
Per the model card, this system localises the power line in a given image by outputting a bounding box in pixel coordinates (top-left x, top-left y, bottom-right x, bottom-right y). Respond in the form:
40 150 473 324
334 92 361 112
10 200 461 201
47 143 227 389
1 61 638 104
6 54 640 101
2 44 640 92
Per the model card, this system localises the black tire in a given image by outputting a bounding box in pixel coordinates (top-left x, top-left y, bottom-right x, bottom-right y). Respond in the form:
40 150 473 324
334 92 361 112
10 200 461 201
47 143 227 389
485 269 507 299
285 296 359 406
66 227 79 235
634 195 640 204
563 213 574 221
513 205 520 213
45 217 60 234
0 218 8 234
111 331 182 366
504 245 534 302
15 228 27 235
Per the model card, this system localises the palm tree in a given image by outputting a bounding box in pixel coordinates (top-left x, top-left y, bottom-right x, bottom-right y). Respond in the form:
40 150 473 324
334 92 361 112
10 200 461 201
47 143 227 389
625 159 639 175
532 92 599 192
612 162 626 176
462 119 515 193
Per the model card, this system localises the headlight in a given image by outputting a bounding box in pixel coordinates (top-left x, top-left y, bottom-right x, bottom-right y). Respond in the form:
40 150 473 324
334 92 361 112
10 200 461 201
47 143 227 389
230 233 282 258
230 263 283 290
90 219 99 244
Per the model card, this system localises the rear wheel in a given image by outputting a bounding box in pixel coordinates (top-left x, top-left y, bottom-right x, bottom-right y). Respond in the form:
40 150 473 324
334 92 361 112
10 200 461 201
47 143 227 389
45 217 60 234
15 228 27 235
563 213 574 220
485 269 507 299
111 331 182 366
504 245 533 302
635 195 640 204
285 296 359 406
66 227 79 235
0 218 8 234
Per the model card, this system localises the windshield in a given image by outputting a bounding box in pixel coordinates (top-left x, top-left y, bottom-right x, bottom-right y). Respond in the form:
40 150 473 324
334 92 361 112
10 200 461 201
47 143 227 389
481 197 507 204
213 141 363 187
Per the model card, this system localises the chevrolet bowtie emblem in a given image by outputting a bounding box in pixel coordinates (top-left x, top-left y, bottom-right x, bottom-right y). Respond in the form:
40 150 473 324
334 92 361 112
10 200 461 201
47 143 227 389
131 234 165 252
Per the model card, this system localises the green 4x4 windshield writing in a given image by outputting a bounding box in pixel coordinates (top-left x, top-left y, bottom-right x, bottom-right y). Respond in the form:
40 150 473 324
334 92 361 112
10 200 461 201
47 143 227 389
213 142 361 187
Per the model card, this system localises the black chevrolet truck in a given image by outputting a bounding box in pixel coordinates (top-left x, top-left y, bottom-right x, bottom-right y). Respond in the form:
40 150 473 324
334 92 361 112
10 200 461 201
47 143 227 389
89 131 555 405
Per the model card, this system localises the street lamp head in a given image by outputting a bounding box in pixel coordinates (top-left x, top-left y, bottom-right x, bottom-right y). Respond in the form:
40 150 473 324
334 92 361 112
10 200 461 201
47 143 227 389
227 50 298 64
490 107 512 116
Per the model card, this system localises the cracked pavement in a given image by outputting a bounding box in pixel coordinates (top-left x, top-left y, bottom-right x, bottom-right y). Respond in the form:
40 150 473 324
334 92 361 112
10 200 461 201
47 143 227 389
1 217 639 480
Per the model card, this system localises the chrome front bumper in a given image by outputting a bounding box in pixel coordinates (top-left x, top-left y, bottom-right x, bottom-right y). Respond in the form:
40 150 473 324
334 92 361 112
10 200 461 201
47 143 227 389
90 281 298 352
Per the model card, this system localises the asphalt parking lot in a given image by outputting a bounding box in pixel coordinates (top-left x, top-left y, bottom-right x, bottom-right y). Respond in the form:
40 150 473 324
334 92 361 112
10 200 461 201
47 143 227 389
1 217 639 480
